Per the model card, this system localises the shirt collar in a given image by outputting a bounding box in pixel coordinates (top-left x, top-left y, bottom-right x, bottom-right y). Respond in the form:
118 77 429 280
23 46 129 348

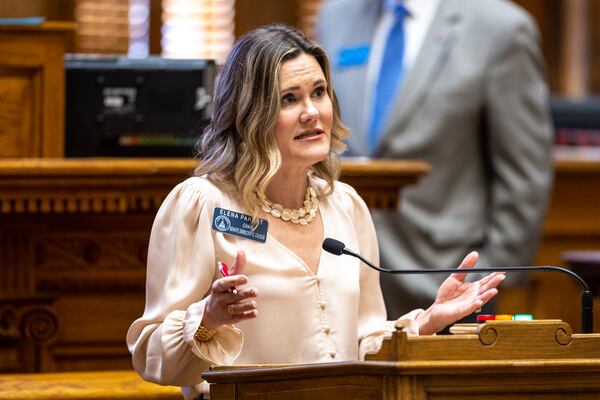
385 0 440 19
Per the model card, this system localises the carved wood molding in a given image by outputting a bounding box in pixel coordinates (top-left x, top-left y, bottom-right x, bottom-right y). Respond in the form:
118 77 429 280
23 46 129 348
34 232 149 293
0 300 59 347
1 228 150 294
0 158 430 214
0 159 196 214
0 191 167 214
0 301 60 372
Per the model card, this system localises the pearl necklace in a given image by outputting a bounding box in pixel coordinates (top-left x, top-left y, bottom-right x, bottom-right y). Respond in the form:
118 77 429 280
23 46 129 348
259 186 318 225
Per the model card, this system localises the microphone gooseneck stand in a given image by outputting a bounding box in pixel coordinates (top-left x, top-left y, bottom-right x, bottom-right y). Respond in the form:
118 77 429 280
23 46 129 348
322 238 593 333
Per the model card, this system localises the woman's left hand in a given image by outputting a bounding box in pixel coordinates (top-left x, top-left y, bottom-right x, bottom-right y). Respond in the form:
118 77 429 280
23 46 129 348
417 251 505 335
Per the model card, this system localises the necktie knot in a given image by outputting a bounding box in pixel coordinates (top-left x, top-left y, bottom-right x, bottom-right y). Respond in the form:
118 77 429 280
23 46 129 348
393 4 409 19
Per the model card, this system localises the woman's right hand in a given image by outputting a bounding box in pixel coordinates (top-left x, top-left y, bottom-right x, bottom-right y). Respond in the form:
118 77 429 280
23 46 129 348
201 250 258 330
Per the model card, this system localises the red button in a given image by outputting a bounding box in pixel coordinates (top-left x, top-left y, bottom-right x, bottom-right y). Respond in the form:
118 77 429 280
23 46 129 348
477 314 496 322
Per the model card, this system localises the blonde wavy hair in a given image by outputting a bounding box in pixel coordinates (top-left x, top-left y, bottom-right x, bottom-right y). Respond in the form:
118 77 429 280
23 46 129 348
194 24 349 222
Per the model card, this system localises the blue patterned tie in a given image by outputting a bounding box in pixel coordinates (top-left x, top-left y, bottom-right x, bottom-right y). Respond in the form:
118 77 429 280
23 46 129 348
369 5 409 153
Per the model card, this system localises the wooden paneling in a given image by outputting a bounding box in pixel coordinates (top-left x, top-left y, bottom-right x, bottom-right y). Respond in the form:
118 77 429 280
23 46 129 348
0 158 427 373
0 159 189 372
0 72 36 157
0 23 73 158
0 213 153 372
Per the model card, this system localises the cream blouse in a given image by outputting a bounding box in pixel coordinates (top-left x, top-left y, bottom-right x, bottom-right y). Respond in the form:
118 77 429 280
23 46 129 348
127 175 422 399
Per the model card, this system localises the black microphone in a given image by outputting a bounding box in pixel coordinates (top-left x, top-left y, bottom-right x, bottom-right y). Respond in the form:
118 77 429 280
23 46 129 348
322 237 594 334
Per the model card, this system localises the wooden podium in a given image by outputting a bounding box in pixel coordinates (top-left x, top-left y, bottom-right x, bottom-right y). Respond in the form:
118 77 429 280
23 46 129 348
203 320 600 399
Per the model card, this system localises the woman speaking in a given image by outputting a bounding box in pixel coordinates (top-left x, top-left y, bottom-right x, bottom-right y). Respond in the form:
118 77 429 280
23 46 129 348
127 24 504 400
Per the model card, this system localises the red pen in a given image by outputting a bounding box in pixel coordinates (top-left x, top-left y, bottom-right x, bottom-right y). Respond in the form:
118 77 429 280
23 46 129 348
218 261 238 295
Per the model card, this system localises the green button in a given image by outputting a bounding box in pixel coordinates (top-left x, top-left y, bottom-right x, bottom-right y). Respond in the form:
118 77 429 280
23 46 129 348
513 314 533 321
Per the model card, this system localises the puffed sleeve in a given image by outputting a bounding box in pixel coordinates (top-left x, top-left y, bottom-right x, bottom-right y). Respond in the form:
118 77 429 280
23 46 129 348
126 178 243 387
336 184 423 359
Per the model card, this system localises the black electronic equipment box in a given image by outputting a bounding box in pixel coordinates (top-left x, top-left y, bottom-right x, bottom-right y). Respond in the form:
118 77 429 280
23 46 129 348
65 55 216 157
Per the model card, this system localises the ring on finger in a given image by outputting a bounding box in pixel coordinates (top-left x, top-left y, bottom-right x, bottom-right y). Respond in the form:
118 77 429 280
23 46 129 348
226 303 235 316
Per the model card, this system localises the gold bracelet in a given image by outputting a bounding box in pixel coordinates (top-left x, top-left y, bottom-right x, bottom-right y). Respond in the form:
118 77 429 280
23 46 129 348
194 324 216 342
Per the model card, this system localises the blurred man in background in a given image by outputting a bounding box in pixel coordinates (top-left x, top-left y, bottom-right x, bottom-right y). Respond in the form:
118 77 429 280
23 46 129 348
317 0 553 317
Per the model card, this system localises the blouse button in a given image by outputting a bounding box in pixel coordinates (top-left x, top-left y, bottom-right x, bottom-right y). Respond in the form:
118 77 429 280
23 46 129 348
323 327 331 335
329 351 336 358
318 301 326 310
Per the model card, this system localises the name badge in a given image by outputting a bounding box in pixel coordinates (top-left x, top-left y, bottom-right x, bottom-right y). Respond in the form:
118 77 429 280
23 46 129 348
212 207 268 243
336 45 370 68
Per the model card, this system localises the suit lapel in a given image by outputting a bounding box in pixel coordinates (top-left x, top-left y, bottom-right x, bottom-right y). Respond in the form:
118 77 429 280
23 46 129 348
377 0 463 154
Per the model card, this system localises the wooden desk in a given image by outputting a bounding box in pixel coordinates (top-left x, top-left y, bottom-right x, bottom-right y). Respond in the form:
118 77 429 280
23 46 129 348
0 158 428 373
0 23 74 157
204 320 600 399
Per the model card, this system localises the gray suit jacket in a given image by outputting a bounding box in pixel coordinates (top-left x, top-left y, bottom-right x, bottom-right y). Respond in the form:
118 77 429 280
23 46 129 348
317 0 553 317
